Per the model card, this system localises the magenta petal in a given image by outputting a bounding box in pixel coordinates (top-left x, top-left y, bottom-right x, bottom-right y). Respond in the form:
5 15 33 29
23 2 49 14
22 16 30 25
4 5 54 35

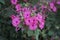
11 0 17 5
53 7 57 12
50 3 54 9
39 20 45 30
39 24 44 30
12 16 20 27
15 4 22 12
29 24 37 30
36 13 42 21
25 18 32 25
23 13 30 18
10 15 16 19
57 1 60 4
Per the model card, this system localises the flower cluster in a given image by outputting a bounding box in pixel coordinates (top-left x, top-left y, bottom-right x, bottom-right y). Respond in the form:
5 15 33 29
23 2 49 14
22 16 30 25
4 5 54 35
10 0 59 31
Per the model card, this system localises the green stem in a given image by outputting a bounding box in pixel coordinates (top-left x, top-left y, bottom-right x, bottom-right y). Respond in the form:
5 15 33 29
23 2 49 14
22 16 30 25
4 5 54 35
36 35 38 40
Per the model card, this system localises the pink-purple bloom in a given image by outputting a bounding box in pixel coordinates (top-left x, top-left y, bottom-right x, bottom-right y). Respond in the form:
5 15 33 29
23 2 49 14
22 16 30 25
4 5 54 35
39 19 45 30
52 6 57 12
29 24 37 30
22 7 31 19
10 0 47 31
25 17 32 25
29 17 38 30
57 1 60 4
10 15 16 19
36 13 42 22
15 4 22 12
11 15 20 31
12 16 20 27
49 2 57 12
23 11 31 19
36 13 45 30
41 5 47 10
50 2 54 9
24 12 45 30
11 0 18 5
24 16 38 30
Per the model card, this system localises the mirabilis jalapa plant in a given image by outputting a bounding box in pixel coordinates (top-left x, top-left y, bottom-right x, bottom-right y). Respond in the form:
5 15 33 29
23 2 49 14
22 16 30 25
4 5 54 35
10 0 60 40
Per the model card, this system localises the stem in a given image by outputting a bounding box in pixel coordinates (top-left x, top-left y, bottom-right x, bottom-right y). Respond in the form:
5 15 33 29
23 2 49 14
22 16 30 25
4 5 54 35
36 35 38 40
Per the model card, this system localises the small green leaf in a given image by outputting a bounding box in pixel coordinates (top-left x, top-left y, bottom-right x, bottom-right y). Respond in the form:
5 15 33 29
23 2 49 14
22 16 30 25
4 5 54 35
29 0 39 5
48 30 54 36
41 30 47 38
27 30 34 36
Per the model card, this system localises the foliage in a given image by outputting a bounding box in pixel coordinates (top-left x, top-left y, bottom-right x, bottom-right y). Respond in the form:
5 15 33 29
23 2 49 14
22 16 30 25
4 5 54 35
0 0 60 40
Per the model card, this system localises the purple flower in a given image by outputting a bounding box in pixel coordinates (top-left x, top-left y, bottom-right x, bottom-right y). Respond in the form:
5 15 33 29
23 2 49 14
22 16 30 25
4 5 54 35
15 4 22 12
36 13 45 30
11 16 20 31
22 7 31 19
39 19 45 30
31 16 38 25
12 16 20 27
24 16 38 30
57 1 60 4
22 7 29 12
49 2 57 12
23 11 31 18
25 17 33 25
39 24 44 30
11 0 18 5
29 16 38 30
41 5 47 10
50 3 54 9
36 13 42 22
10 15 16 19
52 6 57 12
29 24 37 30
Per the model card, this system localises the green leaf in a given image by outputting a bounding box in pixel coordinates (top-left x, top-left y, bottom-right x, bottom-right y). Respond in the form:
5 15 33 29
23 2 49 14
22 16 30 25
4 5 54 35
41 30 47 38
0 0 5 4
1 8 16 17
34 29 40 35
48 30 54 36
27 30 34 36
29 0 39 5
